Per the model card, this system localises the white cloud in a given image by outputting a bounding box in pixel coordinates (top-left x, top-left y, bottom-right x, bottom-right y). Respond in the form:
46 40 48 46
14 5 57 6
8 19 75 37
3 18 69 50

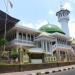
69 0 75 3
35 20 48 29
63 2 72 10
16 21 34 28
49 10 54 15
16 20 48 29
69 20 75 38
24 23 33 28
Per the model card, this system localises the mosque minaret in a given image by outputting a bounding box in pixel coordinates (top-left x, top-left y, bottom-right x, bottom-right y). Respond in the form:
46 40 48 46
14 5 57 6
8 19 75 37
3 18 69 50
56 5 70 36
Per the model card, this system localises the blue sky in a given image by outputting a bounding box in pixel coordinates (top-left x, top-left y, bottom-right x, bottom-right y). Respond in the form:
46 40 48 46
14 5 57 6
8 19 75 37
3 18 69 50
0 0 75 38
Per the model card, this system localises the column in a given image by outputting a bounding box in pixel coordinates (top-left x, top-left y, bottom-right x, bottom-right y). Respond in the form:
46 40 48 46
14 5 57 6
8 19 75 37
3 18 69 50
47 42 49 52
46 41 48 52
33 34 35 40
56 38 57 47
49 41 51 54
16 31 19 40
30 34 31 41
58 50 61 61
65 51 67 62
41 41 42 49
16 31 19 51
66 50 69 62
26 33 28 41
51 42 52 53
22 33 23 43
57 50 60 61
42 41 44 50
16 31 19 63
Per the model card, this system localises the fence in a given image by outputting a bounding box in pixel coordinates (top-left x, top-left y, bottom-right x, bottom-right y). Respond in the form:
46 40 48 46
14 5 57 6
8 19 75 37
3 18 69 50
0 62 75 73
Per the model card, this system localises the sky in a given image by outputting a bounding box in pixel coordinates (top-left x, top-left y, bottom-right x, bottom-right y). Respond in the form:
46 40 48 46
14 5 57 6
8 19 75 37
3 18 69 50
0 0 75 38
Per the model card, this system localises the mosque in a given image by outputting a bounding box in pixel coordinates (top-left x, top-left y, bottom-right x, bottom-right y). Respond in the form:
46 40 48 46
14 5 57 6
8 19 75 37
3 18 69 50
0 6 75 64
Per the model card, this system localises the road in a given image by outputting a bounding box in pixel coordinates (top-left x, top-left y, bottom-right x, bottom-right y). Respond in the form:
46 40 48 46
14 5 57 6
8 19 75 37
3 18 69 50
1 69 75 75
50 69 75 75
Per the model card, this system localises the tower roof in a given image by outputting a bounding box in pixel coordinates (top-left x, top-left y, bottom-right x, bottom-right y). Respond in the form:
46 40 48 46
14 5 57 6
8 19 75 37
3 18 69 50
56 9 70 16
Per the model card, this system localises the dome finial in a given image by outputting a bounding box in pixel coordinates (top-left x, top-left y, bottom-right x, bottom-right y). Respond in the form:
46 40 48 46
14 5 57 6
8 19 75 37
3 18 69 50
60 1 64 10
47 19 50 25
48 21 49 25
60 4 63 9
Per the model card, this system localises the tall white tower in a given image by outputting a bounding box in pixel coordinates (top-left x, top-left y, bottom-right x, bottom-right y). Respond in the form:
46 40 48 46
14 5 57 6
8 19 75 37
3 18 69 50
56 6 70 36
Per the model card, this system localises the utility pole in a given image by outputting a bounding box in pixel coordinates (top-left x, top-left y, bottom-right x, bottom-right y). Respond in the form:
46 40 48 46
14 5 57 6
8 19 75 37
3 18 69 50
3 0 8 51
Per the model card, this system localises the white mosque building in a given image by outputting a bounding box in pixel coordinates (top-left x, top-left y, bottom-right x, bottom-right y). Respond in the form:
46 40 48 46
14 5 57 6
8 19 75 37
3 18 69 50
0 7 75 64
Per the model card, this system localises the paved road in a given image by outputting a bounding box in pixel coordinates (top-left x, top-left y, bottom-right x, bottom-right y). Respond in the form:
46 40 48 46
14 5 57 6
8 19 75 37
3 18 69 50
1 69 75 75
50 69 75 75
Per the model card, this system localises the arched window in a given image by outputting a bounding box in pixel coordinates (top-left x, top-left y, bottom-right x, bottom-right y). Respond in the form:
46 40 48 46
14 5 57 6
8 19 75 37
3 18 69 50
38 41 41 48
23 33 26 40
31 35 34 41
19 33 22 39
28 34 30 40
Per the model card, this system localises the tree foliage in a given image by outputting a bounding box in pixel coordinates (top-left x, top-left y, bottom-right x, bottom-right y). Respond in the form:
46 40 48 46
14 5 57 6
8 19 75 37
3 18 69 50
0 39 7 46
10 49 19 60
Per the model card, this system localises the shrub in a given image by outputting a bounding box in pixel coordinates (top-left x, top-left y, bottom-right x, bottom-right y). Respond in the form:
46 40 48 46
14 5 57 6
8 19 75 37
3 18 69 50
10 49 19 61
0 39 7 46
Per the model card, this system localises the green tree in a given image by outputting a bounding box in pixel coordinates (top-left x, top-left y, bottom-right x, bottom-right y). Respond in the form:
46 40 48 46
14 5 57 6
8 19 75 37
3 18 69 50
0 39 8 58
0 38 7 46
10 49 19 62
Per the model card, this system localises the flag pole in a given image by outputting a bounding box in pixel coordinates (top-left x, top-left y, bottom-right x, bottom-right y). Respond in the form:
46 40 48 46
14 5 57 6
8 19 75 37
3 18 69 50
3 0 8 51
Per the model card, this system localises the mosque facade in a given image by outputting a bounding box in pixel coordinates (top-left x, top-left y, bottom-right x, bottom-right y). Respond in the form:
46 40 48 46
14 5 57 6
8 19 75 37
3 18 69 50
0 7 75 64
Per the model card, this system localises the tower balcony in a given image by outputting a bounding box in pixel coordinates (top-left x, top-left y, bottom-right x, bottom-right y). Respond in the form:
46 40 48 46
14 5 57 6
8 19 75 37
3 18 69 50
7 39 35 47
58 16 69 21
52 43 72 51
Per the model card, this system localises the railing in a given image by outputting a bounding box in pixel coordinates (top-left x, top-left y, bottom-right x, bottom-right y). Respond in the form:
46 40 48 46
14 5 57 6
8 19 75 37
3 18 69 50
56 44 71 49
7 39 34 46
52 43 72 51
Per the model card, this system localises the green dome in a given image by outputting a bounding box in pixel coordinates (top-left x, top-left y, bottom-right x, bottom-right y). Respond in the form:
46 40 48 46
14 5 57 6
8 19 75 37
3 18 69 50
39 24 65 34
